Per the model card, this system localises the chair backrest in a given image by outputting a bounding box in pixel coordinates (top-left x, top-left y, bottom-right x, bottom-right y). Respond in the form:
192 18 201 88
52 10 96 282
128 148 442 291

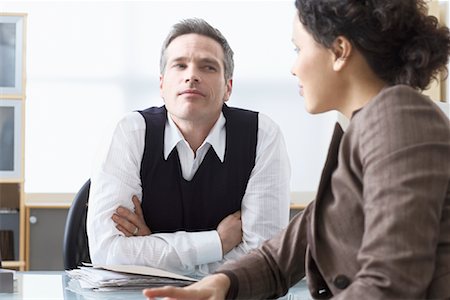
63 179 91 270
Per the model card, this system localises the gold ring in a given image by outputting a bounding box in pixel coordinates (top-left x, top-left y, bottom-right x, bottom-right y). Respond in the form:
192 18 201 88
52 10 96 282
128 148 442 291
133 227 139 235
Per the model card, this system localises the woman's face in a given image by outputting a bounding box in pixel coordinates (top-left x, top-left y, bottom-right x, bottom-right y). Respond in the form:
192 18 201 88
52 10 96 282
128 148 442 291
291 16 342 114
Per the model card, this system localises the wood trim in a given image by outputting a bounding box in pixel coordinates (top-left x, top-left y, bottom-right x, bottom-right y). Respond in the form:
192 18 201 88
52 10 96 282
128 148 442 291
423 1 445 102
0 12 28 17
0 94 23 100
24 207 30 271
19 14 27 272
1 260 25 269
290 203 306 210
25 193 76 206
25 203 71 209
21 14 27 98
0 179 24 184
19 186 25 271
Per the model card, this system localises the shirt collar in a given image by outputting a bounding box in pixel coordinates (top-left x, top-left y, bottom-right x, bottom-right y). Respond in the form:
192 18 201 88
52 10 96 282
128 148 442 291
164 112 226 162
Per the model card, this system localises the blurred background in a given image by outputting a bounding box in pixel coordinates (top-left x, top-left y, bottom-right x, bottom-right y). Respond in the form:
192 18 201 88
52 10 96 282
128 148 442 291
1 0 448 196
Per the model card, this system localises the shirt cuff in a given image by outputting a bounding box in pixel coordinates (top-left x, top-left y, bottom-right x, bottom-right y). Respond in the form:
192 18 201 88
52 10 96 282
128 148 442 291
192 230 222 265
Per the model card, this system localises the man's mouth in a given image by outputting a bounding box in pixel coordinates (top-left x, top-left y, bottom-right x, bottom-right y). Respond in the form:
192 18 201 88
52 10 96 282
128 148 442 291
178 89 205 97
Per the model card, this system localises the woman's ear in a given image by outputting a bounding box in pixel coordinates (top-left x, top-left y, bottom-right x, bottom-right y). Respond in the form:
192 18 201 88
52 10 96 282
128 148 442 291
331 36 352 71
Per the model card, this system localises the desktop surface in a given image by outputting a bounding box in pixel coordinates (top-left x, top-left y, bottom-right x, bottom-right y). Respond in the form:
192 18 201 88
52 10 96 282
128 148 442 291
0 271 312 300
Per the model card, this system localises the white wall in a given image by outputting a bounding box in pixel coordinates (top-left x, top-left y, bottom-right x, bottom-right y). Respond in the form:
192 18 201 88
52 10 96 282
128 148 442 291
1 1 341 194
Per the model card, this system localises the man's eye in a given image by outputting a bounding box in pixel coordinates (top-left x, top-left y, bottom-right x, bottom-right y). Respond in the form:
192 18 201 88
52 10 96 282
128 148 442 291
203 65 217 71
174 63 186 69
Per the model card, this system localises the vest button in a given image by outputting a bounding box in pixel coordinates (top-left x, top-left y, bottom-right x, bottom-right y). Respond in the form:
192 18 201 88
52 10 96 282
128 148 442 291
333 275 350 289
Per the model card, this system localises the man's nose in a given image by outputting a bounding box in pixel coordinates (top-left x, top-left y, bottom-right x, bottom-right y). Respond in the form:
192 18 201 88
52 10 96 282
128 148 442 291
184 67 200 83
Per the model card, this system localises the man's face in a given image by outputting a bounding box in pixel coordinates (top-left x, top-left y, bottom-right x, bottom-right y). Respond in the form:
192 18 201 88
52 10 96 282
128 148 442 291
160 33 232 125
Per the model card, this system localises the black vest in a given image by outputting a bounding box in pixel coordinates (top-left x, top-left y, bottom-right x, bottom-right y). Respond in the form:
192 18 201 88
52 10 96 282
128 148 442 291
138 105 258 233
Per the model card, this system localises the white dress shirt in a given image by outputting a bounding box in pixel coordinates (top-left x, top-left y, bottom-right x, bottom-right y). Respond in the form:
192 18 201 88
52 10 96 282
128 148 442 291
87 109 291 277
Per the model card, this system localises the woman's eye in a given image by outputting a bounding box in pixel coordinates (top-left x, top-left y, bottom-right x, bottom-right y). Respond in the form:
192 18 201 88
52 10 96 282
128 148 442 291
294 47 300 54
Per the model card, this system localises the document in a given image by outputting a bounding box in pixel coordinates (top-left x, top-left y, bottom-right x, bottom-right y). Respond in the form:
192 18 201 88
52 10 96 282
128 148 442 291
95 264 197 282
66 264 197 292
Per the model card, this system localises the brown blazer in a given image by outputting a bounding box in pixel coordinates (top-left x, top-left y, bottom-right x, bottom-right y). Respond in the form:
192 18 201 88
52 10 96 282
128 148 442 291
218 85 450 299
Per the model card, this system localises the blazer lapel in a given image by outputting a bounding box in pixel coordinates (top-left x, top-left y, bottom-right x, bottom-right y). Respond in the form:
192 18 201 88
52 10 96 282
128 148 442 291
308 122 344 257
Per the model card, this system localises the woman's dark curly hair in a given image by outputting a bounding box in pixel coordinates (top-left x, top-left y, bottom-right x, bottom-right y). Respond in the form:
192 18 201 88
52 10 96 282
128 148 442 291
295 0 450 90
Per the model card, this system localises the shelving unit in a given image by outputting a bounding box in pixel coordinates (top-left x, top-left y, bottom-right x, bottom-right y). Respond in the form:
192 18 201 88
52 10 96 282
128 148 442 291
0 12 27 271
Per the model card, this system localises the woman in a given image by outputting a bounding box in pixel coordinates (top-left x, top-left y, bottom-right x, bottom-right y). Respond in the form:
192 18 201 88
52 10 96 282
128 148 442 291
144 0 450 299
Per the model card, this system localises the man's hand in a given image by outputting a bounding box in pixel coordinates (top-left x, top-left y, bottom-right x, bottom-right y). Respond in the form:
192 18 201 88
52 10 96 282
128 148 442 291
143 273 230 300
217 211 242 255
112 195 152 237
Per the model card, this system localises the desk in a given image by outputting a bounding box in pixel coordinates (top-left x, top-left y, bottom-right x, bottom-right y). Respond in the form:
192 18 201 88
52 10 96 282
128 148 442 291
1 271 312 300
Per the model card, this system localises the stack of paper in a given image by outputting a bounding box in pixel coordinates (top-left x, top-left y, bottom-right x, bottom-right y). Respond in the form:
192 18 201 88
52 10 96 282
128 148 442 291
66 264 197 292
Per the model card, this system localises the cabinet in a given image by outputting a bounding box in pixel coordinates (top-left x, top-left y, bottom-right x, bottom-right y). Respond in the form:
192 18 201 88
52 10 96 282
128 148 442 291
0 13 27 270
26 205 69 270
24 194 73 270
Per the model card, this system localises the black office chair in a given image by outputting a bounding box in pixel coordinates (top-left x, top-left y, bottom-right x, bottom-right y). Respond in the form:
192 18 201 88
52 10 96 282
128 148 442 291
63 179 91 270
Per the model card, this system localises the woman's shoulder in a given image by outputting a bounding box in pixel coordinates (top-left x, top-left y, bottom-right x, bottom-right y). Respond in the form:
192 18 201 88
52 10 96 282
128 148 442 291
367 85 430 111
348 84 449 149
377 84 430 103
353 84 447 126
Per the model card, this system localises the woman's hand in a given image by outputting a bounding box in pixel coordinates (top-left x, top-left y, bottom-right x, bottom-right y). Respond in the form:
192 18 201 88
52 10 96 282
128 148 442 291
143 273 231 300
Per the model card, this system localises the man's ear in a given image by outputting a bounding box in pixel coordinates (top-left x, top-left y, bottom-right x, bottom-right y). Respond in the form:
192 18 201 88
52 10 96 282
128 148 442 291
224 79 233 102
331 36 352 71
159 75 164 99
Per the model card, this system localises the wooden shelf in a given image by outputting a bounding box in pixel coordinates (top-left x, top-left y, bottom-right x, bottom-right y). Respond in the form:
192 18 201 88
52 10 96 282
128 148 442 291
0 179 24 184
1 260 25 269
25 193 75 208
290 203 306 210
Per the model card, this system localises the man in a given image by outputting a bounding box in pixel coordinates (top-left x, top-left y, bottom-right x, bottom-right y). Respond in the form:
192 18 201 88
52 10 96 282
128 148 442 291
86 18 290 277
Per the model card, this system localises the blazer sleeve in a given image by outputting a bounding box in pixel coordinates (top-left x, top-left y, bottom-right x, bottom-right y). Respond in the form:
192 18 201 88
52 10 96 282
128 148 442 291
335 86 450 298
216 202 313 299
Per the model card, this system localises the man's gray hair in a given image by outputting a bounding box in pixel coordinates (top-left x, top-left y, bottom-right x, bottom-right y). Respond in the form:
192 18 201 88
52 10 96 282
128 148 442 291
160 18 234 80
